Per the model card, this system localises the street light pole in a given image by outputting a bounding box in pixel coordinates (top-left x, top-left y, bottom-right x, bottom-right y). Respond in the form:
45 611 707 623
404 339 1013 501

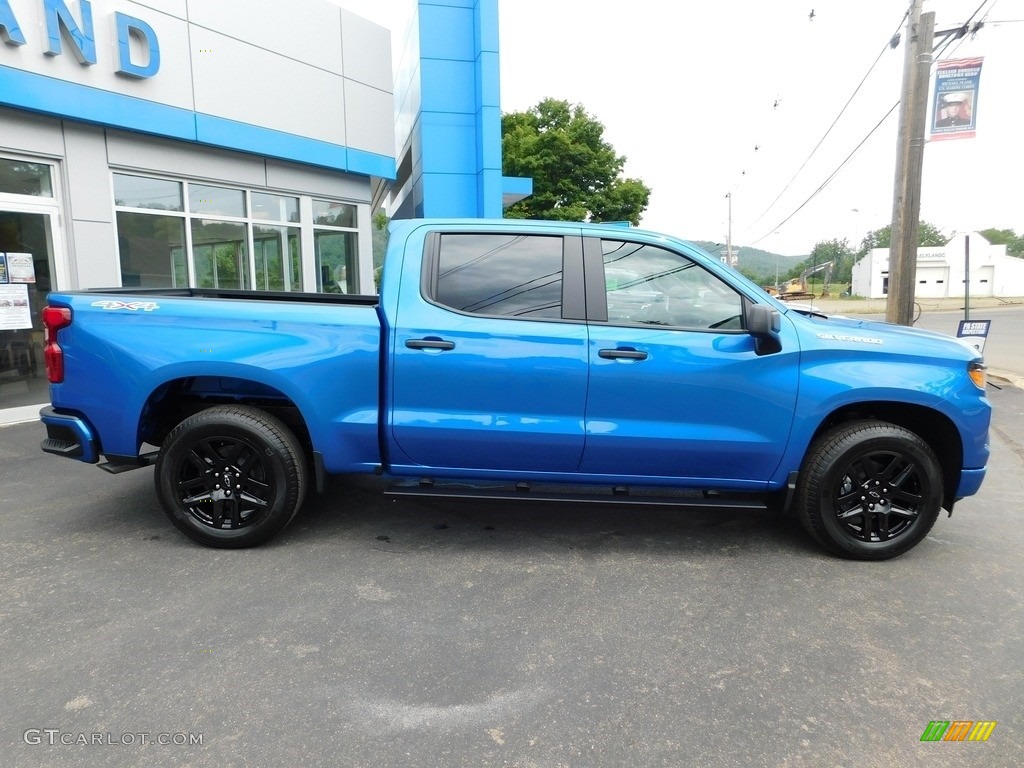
725 192 733 268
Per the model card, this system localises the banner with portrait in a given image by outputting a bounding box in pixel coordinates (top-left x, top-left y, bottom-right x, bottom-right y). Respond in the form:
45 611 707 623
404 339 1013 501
930 57 983 141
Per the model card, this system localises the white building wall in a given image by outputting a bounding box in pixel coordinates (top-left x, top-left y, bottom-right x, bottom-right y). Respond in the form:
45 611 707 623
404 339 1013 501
851 249 888 298
0 0 394 294
0 0 394 164
850 233 1024 299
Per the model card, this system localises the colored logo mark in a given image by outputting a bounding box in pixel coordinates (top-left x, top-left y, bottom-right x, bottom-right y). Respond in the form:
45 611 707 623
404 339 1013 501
920 720 997 742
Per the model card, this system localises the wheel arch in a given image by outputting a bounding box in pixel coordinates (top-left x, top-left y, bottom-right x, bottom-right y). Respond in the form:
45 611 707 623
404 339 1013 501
138 376 314 461
807 401 962 511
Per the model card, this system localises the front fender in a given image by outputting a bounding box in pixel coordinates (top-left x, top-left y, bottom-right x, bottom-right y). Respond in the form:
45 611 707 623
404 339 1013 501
770 354 975 487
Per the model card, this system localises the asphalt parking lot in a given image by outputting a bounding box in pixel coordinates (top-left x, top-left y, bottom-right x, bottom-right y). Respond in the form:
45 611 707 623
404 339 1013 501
2 385 1022 767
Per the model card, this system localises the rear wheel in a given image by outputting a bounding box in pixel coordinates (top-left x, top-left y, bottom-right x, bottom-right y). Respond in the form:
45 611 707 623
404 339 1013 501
155 406 307 548
797 421 943 560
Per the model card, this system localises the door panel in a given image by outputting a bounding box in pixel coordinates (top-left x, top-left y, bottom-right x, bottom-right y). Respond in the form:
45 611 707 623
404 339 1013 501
582 325 799 483
389 230 588 473
580 237 798 485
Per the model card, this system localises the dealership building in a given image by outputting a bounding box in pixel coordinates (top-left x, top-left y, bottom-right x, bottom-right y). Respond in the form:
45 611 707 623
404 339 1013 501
0 0 526 416
851 232 1024 299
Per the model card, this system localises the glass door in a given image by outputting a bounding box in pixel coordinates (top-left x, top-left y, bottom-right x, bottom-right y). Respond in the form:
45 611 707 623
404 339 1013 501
0 208 61 411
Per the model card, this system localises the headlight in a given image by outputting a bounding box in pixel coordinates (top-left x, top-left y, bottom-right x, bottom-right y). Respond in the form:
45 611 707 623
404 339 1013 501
968 361 986 390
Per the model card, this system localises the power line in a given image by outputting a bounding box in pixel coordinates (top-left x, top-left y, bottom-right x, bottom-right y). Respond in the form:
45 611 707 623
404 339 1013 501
749 0 999 249
748 102 899 247
934 0 996 55
745 9 909 232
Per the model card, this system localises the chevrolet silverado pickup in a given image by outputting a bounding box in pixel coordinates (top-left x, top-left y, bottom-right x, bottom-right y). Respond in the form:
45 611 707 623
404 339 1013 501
39 218 990 559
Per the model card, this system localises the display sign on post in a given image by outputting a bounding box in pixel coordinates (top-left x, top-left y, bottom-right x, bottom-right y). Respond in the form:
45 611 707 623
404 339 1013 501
957 319 991 354
930 57 983 141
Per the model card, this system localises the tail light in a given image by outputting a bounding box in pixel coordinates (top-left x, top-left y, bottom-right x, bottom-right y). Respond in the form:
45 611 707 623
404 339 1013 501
43 305 72 383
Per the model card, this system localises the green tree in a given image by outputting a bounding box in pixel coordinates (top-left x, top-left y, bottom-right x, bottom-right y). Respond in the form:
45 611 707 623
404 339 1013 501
979 227 1024 257
857 221 947 255
783 239 853 291
502 98 651 225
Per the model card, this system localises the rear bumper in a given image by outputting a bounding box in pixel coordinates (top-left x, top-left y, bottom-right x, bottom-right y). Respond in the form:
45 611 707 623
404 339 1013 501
956 466 987 498
39 406 99 464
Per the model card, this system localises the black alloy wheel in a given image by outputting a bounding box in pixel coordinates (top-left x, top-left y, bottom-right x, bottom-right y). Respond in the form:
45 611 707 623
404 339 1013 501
155 406 307 548
797 420 943 560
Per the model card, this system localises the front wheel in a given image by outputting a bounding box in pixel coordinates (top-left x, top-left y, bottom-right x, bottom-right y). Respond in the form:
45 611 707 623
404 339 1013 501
796 421 943 560
155 406 307 548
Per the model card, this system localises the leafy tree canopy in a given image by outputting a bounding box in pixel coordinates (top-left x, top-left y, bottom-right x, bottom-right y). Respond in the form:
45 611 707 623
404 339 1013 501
502 98 651 225
979 227 1024 257
785 238 855 285
858 221 947 254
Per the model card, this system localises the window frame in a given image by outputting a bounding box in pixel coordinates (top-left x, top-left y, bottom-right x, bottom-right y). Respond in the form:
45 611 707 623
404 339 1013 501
111 171 360 294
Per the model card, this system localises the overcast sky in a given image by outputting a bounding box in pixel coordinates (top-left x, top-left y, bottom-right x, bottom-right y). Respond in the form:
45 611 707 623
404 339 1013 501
336 0 1022 256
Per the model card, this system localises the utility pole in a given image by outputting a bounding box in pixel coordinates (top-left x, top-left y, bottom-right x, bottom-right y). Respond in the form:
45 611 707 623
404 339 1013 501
886 1 935 325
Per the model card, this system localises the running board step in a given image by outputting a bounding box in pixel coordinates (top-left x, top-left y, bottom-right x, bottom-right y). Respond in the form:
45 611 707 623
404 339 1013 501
97 451 159 474
385 481 767 510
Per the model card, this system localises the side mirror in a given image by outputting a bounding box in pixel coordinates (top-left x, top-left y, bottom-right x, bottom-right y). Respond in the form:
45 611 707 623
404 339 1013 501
746 302 781 355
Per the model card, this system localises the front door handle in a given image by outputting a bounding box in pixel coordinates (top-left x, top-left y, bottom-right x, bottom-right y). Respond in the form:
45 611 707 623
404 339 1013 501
405 338 456 351
598 348 648 361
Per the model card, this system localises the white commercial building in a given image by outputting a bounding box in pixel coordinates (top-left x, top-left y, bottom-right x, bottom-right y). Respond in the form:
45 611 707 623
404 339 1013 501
851 232 1024 299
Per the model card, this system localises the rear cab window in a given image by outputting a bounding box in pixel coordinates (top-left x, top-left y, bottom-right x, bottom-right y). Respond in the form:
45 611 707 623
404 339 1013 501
430 233 566 319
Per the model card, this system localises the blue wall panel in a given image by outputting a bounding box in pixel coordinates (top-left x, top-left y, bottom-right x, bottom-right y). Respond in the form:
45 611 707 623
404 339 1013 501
0 64 395 179
477 104 501 170
419 58 477 113
420 115 477 174
411 0 514 219
0 65 196 141
422 172 478 216
418 4 475 60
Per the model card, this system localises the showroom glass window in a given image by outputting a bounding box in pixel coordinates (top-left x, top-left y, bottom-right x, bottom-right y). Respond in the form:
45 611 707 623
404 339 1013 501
313 200 358 294
189 184 249 290
252 193 301 292
113 175 186 288
113 174 359 292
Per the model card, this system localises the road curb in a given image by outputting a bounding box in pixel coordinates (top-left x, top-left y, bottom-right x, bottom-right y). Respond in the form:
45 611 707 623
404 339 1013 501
989 370 1023 390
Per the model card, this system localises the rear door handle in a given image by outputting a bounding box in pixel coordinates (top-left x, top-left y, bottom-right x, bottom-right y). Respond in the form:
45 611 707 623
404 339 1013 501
405 338 456 351
598 348 648 361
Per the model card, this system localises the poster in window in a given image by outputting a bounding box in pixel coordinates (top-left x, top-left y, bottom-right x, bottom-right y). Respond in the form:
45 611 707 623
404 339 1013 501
0 284 33 330
6 252 36 283
0 253 8 284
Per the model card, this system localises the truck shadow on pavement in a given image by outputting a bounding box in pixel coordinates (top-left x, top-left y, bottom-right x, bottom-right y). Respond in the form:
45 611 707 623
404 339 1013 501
48 464 821 559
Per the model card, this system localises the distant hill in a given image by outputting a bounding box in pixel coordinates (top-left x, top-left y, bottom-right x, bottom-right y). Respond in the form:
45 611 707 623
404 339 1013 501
690 240 806 283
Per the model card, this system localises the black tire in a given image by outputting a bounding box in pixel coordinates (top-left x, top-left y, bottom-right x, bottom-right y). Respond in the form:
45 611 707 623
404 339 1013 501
796 420 943 560
154 406 307 548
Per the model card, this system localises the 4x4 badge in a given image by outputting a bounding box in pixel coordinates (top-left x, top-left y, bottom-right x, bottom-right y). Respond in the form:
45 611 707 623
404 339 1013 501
91 300 160 311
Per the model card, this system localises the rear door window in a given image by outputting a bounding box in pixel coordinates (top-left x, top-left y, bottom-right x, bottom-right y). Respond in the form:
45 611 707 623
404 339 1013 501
434 233 564 319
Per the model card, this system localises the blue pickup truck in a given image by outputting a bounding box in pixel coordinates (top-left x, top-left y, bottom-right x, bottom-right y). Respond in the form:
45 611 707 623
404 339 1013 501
39 218 990 559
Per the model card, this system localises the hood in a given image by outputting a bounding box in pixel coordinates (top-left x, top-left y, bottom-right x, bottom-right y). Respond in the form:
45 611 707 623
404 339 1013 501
789 311 982 362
